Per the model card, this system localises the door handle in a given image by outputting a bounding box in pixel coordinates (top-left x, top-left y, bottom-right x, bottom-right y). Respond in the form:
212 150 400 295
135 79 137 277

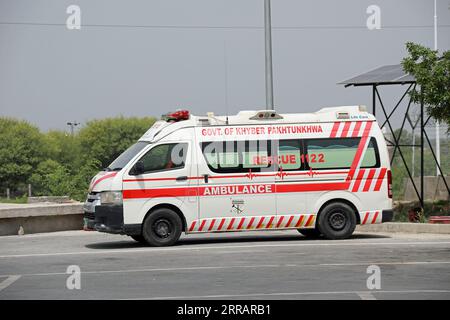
203 174 209 183
176 176 188 182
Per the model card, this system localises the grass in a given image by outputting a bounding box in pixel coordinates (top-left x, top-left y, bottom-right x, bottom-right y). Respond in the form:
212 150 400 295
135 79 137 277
393 200 449 222
0 196 28 204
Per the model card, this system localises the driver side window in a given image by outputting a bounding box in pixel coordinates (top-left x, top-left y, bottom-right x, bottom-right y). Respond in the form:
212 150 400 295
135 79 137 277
137 143 188 174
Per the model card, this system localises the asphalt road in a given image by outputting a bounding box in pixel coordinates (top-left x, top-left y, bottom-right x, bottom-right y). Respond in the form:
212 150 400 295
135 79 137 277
0 230 449 300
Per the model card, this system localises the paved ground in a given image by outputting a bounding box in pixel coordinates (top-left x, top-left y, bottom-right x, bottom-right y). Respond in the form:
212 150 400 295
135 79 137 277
0 230 449 300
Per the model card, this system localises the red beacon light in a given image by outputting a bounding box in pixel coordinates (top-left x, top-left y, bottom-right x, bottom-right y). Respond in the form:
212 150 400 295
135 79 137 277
162 109 190 122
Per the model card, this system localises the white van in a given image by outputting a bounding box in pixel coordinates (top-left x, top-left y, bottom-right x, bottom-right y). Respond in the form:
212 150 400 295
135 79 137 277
84 106 393 246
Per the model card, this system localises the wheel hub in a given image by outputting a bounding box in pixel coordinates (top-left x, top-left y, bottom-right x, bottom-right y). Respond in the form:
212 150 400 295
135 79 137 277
329 211 346 231
153 219 171 238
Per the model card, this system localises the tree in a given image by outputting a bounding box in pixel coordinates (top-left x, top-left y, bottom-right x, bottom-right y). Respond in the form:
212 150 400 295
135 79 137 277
402 42 450 127
0 117 46 191
43 130 82 172
29 159 72 196
78 116 156 169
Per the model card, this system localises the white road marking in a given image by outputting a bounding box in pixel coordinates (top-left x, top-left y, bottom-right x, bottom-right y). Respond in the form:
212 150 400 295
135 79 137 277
124 289 450 300
0 275 21 292
321 261 450 266
1 260 449 278
356 291 377 300
0 264 282 278
0 241 449 259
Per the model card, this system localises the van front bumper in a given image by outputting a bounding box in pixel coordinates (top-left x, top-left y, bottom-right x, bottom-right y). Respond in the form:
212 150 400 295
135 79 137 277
89 204 141 236
94 204 124 234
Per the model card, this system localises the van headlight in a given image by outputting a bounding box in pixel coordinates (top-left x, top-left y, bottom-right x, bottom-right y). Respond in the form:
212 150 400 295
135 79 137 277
100 191 123 205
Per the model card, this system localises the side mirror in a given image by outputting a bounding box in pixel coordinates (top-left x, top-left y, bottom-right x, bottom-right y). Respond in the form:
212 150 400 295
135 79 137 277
132 161 145 175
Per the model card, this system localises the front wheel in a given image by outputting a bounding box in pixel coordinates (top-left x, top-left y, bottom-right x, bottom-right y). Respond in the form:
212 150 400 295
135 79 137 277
142 208 182 246
317 202 357 240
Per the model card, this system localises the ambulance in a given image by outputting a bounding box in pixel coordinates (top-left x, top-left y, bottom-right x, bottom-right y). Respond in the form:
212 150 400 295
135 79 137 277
83 106 393 246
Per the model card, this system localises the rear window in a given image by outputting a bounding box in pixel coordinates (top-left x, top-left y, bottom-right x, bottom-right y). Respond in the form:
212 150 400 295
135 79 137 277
305 137 379 170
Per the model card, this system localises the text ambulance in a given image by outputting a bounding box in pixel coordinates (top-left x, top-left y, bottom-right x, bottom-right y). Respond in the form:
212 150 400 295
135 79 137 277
84 106 393 246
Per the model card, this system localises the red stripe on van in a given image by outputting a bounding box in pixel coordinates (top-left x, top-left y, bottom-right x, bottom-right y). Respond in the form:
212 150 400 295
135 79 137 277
91 172 117 189
266 216 275 228
341 122 352 137
351 121 362 137
123 182 351 200
208 219 216 231
330 122 341 138
227 218 236 230
295 215 305 228
247 217 256 229
276 216 285 228
256 217 265 229
352 169 366 192
305 215 314 227
285 215 295 228
218 218 226 231
363 168 377 192
347 121 373 181
199 220 207 231
237 217 246 230
371 211 379 224
374 168 387 191
189 221 196 232
362 212 369 225
276 182 349 193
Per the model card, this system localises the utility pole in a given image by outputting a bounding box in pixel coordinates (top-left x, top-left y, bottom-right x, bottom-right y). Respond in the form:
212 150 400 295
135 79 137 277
66 121 80 136
434 0 441 176
264 0 274 110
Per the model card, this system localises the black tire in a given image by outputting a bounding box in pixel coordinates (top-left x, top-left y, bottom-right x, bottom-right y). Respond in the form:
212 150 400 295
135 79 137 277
142 208 182 246
317 202 357 240
297 228 322 238
130 235 146 243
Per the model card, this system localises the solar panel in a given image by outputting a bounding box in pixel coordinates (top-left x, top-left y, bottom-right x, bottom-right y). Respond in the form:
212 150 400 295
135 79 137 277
339 64 415 86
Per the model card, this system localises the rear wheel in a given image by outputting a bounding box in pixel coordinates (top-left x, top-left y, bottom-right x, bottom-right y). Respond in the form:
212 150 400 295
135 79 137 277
142 208 182 246
317 202 357 240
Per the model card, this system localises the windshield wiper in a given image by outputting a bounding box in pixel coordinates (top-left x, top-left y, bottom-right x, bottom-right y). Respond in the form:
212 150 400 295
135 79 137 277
103 167 122 172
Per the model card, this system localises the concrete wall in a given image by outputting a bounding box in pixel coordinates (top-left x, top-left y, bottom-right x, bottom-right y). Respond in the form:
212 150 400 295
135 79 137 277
0 203 83 236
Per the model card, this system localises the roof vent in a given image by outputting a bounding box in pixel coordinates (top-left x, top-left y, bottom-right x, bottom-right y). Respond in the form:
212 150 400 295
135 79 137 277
249 111 283 120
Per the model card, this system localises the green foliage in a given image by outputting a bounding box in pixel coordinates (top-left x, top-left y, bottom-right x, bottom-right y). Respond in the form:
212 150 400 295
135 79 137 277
0 117 46 191
402 42 450 127
78 116 156 169
29 159 72 196
0 116 156 202
393 201 449 222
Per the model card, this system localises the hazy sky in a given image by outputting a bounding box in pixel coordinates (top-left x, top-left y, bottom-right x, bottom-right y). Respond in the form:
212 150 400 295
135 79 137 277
0 0 449 131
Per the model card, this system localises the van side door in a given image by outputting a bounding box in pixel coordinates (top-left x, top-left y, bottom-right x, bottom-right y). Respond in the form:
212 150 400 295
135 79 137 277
274 139 311 229
192 139 277 233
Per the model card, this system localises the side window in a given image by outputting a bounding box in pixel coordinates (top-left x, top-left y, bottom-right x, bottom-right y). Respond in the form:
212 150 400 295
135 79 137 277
202 140 272 173
305 137 379 170
135 143 188 174
278 139 303 171
360 138 379 168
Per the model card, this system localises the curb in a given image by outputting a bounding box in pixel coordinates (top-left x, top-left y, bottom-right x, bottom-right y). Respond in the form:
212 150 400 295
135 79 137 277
356 222 450 234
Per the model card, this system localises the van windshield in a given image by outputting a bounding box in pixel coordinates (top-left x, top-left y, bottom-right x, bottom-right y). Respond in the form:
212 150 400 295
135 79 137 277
106 141 149 171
